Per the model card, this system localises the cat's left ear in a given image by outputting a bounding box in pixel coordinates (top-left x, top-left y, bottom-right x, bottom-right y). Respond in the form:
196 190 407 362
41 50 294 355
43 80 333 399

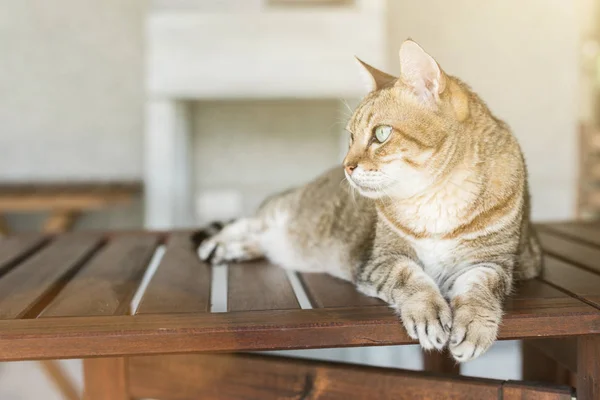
355 57 397 92
398 40 446 103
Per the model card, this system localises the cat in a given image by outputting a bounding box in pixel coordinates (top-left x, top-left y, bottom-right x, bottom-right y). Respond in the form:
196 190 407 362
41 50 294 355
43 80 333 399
198 39 542 362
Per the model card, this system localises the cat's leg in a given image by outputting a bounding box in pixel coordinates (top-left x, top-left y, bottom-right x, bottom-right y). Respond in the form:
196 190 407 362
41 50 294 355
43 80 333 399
198 218 265 264
356 255 453 351
447 264 512 362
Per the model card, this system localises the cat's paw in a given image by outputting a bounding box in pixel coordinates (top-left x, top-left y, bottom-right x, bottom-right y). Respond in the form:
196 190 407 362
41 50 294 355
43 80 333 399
198 236 262 264
449 300 501 362
398 291 452 351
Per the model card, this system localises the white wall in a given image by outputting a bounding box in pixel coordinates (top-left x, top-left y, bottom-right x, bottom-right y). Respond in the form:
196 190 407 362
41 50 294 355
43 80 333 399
387 0 578 221
0 0 145 181
192 99 344 220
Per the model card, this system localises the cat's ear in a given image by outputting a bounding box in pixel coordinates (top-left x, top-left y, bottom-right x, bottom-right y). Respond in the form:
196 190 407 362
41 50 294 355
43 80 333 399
398 40 446 103
355 57 397 92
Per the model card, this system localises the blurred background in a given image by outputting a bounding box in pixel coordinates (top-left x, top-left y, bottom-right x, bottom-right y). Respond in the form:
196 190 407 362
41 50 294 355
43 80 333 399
0 0 598 398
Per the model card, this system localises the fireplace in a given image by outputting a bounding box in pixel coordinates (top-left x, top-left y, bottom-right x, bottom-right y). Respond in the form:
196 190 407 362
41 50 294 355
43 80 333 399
144 0 388 228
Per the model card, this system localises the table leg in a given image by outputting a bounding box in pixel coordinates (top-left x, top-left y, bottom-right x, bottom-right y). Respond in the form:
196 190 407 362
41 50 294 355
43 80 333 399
578 335 600 400
0 213 10 236
40 360 81 400
422 349 460 375
83 357 130 400
43 210 79 233
522 340 571 384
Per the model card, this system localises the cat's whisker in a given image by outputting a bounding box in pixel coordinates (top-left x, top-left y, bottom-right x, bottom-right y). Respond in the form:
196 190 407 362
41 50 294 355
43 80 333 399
340 99 354 116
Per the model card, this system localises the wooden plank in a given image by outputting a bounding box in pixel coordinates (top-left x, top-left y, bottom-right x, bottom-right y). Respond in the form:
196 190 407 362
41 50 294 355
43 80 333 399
1 297 599 361
41 235 159 317
540 222 600 248
300 272 384 308
539 256 600 308
83 357 130 400
502 382 573 400
577 335 600 400
538 230 600 275
0 234 48 277
228 260 300 311
0 182 141 212
0 234 103 319
136 233 211 314
129 353 502 400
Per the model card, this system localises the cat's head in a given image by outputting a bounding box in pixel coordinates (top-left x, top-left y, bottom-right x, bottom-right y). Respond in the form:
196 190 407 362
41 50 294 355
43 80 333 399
344 39 474 200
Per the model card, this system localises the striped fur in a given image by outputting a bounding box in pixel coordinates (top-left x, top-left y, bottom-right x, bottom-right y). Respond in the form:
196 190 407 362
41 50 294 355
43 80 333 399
198 40 542 362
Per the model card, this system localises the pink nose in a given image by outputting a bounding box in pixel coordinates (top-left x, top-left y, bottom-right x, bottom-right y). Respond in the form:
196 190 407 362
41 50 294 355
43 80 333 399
345 164 357 175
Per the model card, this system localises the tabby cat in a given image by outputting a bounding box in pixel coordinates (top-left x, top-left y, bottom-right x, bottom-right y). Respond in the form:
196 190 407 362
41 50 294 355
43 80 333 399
198 40 542 362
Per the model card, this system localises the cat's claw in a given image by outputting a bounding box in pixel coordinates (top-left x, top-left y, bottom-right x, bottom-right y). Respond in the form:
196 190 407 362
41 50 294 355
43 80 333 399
449 303 500 362
198 236 263 265
398 292 452 351
198 239 218 262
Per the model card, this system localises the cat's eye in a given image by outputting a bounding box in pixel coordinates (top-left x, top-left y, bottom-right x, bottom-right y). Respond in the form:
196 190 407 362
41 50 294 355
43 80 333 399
374 125 392 143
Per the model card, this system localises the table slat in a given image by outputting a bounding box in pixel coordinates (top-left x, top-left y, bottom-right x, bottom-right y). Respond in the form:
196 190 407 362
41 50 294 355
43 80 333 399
136 233 211 314
41 235 159 317
539 256 600 309
0 234 48 276
540 222 600 247
0 234 103 319
1 298 599 361
539 230 600 275
300 273 384 308
228 261 300 312
505 278 593 315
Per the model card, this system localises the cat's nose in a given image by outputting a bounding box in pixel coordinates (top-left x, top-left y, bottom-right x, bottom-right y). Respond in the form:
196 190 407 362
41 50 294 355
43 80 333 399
344 164 357 175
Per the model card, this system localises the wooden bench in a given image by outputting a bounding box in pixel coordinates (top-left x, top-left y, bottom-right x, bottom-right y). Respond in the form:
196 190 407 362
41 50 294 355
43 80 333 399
0 182 142 234
0 221 599 399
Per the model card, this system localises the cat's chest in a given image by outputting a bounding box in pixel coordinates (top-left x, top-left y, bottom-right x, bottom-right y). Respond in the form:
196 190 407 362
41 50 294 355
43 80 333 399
408 238 463 279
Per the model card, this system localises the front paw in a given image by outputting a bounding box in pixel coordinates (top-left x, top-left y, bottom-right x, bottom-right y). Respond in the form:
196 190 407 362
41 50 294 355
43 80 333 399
449 299 501 362
398 292 452 351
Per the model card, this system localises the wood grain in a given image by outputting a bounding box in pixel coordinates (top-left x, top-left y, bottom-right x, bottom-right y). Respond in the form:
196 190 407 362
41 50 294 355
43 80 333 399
41 235 158 317
1 298 599 361
502 382 573 400
135 233 211 314
129 353 502 400
578 335 600 400
300 272 383 308
228 260 300 311
83 357 130 400
0 234 103 319
0 234 48 277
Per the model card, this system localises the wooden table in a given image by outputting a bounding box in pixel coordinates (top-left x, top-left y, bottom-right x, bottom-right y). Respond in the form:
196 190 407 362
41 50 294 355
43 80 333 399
0 221 599 399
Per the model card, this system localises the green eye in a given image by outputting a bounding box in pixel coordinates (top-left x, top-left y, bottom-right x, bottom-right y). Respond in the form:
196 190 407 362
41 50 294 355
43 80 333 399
374 125 392 143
